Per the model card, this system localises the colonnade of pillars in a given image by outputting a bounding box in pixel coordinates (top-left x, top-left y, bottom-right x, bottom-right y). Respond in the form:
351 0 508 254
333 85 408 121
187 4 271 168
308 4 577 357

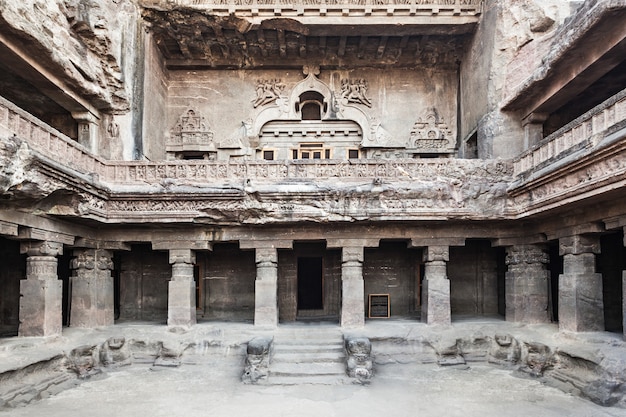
13 230 625 338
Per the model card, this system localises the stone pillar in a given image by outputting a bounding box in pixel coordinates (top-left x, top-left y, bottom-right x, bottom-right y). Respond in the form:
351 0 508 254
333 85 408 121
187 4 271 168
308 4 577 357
421 246 450 325
167 249 196 328
72 111 100 153
341 246 365 328
522 112 548 149
559 235 603 332
254 248 278 327
19 241 64 337
70 249 114 328
505 245 550 323
623 228 626 341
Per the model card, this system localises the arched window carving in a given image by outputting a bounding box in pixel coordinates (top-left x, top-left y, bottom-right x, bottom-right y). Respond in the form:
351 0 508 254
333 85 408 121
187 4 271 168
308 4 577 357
297 91 326 120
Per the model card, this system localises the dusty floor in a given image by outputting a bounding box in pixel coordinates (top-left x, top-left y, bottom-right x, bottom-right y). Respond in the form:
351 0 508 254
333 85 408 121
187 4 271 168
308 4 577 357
2 320 626 416
2 360 626 416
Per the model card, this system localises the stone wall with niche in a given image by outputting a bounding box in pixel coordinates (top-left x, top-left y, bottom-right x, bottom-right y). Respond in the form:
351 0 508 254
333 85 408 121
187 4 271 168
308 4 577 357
164 66 458 160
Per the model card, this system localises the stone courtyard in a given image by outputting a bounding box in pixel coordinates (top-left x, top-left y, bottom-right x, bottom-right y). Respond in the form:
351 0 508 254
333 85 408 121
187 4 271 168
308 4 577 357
2 0 626 412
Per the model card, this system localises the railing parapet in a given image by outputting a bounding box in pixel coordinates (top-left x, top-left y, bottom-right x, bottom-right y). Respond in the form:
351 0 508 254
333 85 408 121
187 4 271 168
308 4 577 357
513 88 626 177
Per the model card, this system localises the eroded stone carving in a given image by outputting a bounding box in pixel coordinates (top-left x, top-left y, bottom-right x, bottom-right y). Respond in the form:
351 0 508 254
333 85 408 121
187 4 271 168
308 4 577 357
340 79 372 108
169 109 215 148
345 337 372 383
242 337 272 384
408 107 453 154
253 79 286 108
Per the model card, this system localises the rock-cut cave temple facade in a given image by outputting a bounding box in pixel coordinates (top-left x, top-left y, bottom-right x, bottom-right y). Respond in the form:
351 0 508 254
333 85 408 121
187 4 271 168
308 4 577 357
0 0 626 339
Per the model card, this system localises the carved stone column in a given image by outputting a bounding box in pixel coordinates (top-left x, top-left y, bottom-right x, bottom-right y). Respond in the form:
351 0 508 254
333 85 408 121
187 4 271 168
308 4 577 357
341 246 365 328
421 246 450 325
505 245 550 323
19 241 64 337
70 249 114 328
167 249 196 328
623 228 626 340
72 111 100 153
559 235 604 332
522 112 548 149
254 248 278 327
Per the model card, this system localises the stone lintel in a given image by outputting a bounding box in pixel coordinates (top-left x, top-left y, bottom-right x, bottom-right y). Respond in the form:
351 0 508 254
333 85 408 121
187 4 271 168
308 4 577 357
521 112 549 126
409 237 465 248
422 245 449 263
239 240 293 250
169 248 196 265
0 220 18 236
72 237 131 251
603 215 626 231
18 228 74 246
491 234 546 247
152 240 212 251
546 222 604 241
326 238 379 249
71 111 100 125
559 235 600 256
20 241 64 257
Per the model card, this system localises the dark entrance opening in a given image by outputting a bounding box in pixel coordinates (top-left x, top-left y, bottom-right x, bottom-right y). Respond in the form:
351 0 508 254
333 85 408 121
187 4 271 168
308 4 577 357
297 257 323 310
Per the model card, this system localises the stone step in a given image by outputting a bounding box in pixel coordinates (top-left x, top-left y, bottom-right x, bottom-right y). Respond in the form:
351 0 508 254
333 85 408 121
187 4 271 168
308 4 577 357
268 375 349 385
273 344 344 353
270 361 346 377
272 351 344 363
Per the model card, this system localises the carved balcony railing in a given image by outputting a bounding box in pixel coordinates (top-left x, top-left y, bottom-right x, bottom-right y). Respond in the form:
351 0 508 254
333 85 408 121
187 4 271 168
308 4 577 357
0 95 109 180
513 87 626 178
107 158 510 184
141 0 482 17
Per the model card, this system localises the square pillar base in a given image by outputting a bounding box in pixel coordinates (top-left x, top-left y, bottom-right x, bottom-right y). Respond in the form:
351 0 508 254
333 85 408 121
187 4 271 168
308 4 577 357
422 278 451 325
70 277 114 328
167 279 196 327
19 279 62 337
254 279 278 327
559 273 604 332
341 278 364 328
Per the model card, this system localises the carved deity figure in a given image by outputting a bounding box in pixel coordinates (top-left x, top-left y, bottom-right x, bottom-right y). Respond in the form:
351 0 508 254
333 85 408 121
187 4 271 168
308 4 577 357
340 78 372 107
252 79 286 108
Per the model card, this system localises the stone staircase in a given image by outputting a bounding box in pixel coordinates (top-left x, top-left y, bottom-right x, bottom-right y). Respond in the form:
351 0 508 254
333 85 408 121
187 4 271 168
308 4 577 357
268 326 348 385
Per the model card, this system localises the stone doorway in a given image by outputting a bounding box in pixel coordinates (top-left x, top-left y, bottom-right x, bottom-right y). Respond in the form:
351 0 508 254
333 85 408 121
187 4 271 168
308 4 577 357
297 257 324 312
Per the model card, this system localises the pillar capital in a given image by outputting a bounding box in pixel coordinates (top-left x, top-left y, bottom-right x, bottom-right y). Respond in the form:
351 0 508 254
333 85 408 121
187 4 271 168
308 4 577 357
342 246 364 264
255 247 278 265
505 244 548 266
559 235 600 256
422 245 449 263
169 248 196 265
20 241 64 257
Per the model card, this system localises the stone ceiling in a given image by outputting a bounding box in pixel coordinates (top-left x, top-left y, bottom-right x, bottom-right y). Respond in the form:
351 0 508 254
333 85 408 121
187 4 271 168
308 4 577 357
142 9 471 69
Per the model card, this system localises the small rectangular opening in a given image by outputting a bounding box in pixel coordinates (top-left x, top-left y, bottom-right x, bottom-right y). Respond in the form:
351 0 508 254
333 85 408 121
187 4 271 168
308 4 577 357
262 150 274 160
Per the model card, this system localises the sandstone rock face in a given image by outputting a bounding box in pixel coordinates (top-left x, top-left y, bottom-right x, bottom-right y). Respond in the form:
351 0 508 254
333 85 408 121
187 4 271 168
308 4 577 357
0 0 137 112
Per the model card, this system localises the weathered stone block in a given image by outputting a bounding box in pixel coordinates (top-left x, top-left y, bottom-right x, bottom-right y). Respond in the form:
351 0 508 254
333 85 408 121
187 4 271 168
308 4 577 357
242 337 272 384
559 272 604 332
345 337 372 383
421 263 450 326
341 278 364 328
18 278 62 337
167 279 196 327
254 279 278 327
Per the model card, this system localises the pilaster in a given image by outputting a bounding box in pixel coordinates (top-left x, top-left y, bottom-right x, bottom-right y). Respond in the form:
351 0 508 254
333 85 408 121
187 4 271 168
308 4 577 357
341 246 365 328
167 249 197 328
254 247 279 327
505 245 550 323
72 111 100 153
70 249 114 328
559 235 604 332
18 241 64 337
421 245 450 325
522 112 548 149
